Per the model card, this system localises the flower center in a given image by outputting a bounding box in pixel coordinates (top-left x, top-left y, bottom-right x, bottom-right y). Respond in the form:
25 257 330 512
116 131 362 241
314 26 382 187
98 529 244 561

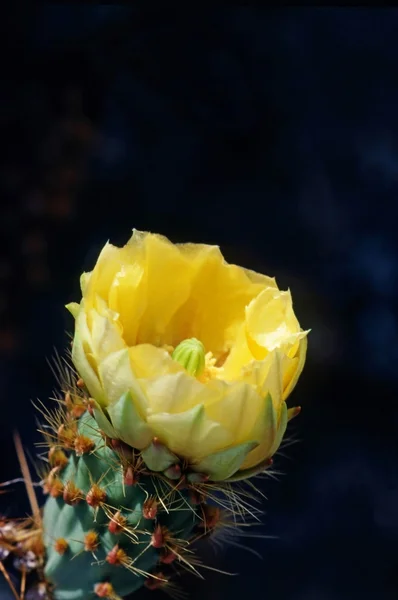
171 338 206 377
169 338 228 382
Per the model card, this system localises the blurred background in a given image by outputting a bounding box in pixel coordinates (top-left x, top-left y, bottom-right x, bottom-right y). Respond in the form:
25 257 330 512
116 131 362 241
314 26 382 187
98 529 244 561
1 6 398 600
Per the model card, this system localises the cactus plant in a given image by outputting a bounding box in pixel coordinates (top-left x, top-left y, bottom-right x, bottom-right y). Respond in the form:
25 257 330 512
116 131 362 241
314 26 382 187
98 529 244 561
0 230 308 599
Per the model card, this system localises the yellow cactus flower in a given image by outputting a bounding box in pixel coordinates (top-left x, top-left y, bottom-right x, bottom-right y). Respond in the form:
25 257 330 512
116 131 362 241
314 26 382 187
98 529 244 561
67 230 308 481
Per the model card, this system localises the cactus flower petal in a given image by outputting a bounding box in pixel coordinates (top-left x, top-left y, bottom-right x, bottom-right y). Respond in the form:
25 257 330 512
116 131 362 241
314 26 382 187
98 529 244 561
68 230 308 479
141 440 180 471
107 391 152 450
91 400 117 439
65 302 80 318
72 311 104 404
191 440 258 481
239 393 278 470
147 404 234 459
97 348 148 415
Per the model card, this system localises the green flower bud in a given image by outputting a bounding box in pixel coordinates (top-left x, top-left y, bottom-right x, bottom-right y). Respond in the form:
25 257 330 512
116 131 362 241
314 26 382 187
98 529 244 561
172 338 206 377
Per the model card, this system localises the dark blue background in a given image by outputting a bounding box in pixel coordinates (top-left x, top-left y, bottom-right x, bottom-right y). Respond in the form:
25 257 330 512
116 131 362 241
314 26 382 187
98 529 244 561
1 7 398 599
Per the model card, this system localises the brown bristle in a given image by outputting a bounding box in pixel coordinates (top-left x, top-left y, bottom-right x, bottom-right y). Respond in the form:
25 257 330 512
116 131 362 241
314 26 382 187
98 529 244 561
64 391 73 410
160 548 177 564
26 534 45 557
84 530 99 552
76 378 85 388
123 465 138 486
145 573 168 591
200 505 220 531
72 402 87 418
54 538 68 555
86 483 107 508
86 397 96 415
189 489 206 505
63 480 82 505
74 434 95 456
143 497 158 520
46 477 64 498
57 423 76 449
94 582 114 598
151 524 167 549
108 511 127 535
48 447 68 469
106 544 127 566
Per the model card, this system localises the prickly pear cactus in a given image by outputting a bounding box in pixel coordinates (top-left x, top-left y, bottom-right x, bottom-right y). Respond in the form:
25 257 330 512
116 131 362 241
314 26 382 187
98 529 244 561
0 231 308 600
34 371 250 600
40 380 219 600
43 415 194 599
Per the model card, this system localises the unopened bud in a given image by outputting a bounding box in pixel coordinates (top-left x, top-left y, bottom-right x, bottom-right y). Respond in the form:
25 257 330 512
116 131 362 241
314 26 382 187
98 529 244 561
172 338 205 377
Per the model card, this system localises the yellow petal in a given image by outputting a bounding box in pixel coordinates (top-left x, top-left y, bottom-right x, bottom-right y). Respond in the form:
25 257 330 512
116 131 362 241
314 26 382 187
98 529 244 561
147 404 234 459
80 272 92 294
204 381 264 444
65 302 80 318
89 307 125 361
242 266 277 288
142 371 221 415
129 344 183 379
283 335 308 399
133 232 193 346
239 396 289 470
240 350 283 411
85 240 140 311
222 322 253 381
166 244 270 356
108 263 145 345
245 287 307 358
71 310 104 405
239 393 278 469
97 348 148 416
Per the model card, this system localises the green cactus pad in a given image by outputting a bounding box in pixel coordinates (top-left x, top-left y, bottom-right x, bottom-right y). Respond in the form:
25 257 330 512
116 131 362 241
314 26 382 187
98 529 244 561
43 412 199 600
